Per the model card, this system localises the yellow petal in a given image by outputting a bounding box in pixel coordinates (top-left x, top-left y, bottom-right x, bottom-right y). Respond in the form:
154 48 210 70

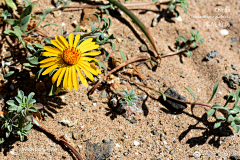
76 66 88 88
69 33 74 49
73 34 80 48
79 62 98 76
57 67 66 87
81 44 99 53
68 66 73 91
80 42 95 51
63 67 69 90
81 57 99 62
90 63 101 74
59 35 69 48
77 38 93 50
55 36 66 49
42 52 59 57
44 46 62 53
51 40 63 51
40 61 56 68
52 67 63 84
42 64 59 75
72 66 78 91
77 64 94 81
82 51 101 57
39 57 58 64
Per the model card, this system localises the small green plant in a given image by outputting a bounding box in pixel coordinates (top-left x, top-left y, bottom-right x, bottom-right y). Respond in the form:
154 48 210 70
169 0 189 17
1 10 11 20
208 90 240 133
175 30 204 57
116 89 138 106
0 90 43 143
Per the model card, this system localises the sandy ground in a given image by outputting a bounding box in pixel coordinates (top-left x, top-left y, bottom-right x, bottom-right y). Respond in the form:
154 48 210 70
0 0 240 159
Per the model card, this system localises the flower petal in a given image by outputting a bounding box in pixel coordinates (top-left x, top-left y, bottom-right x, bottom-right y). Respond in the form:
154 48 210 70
55 36 66 49
42 52 59 57
80 42 95 50
82 51 101 57
81 44 99 53
90 63 101 74
59 35 69 48
74 34 80 48
72 66 78 91
42 63 59 75
77 38 93 50
44 46 62 54
69 33 74 49
39 57 58 64
57 67 66 87
63 67 69 90
68 66 73 91
52 67 63 84
76 65 88 88
40 61 56 68
77 64 94 81
81 57 99 62
79 62 98 75
51 40 63 51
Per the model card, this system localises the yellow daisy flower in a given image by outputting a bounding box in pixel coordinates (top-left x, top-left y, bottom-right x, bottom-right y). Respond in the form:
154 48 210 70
39 33 102 91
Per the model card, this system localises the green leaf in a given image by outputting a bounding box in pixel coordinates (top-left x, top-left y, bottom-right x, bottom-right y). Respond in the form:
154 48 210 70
228 115 234 122
224 92 234 107
20 134 24 141
192 42 197 48
18 90 24 99
5 19 18 25
92 61 106 70
17 106 23 113
28 106 37 112
0 138 4 144
153 90 166 101
6 131 10 138
105 9 110 15
33 119 40 126
110 42 116 50
173 8 179 17
102 48 109 61
29 57 39 65
19 4 32 22
88 19 97 32
231 121 236 127
31 103 43 110
189 36 194 41
63 0 71 8
217 115 226 120
235 106 240 112
44 23 64 35
6 100 15 106
207 109 215 117
27 92 35 105
33 43 43 49
213 121 222 129
3 71 14 78
234 125 240 133
7 124 12 132
211 104 228 111
185 87 196 103
8 105 18 111
43 38 52 44
23 63 35 67
229 108 239 114
19 15 31 32
208 83 219 103
119 49 126 69
99 5 111 9
5 0 17 10
108 0 159 59
4 26 26 48
187 50 192 58
181 4 187 13
49 81 57 96
75 25 81 32
195 30 199 34
169 3 175 10
179 36 186 43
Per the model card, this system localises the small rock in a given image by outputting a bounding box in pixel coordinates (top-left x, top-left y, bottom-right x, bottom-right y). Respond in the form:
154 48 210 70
55 1 61 8
205 50 217 61
220 29 229 36
151 129 159 135
193 151 201 158
180 73 186 78
230 155 240 160
44 113 48 117
58 120 77 127
231 64 237 70
10 149 17 155
152 15 159 27
175 16 182 21
81 102 86 106
72 131 80 140
140 44 148 52
133 140 140 146
161 88 187 112
116 38 122 43
223 73 240 89
115 143 121 147
231 37 238 43
100 89 109 98
10 84 14 90
88 95 94 100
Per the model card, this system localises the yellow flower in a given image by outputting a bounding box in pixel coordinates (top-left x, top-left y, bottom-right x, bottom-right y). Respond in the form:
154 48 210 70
39 33 101 91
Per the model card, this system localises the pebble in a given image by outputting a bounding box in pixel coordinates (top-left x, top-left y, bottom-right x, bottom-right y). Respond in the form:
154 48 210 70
100 89 109 98
231 64 237 70
10 84 14 90
55 1 61 8
231 37 238 43
72 131 80 140
223 73 240 89
175 16 182 21
62 22 66 26
220 29 229 35
205 50 217 61
10 149 17 155
193 151 201 158
81 102 86 106
73 20 78 26
152 15 159 27
115 143 121 147
93 103 97 106
58 119 77 127
180 73 186 78
151 129 159 135
133 140 140 146
140 44 148 52
116 38 122 43
88 95 94 100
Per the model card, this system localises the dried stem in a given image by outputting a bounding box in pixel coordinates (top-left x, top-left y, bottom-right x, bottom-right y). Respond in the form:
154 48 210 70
88 55 150 95
161 47 188 58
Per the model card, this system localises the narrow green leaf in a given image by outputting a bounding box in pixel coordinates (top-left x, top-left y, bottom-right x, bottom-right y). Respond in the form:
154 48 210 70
192 42 197 48
74 25 81 32
207 109 215 117
217 115 226 120
43 23 64 35
169 3 175 10
185 87 196 103
19 4 32 22
179 36 186 43
187 50 192 58
23 63 35 67
27 92 35 106
6 100 15 106
153 90 166 101
3 71 14 78
0 138 4 144
18 90 24 99
49 81 57 96
63 0 71 8
213 121 222 129
119 49 126 69
8 105 18 111
102 48 109 61
5 0 17 10
224 92 234 107
19 15 31 32
5 19 18 25
208 83 219 103
33 119 40 126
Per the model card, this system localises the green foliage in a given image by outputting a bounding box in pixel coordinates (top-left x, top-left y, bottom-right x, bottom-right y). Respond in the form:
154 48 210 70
0 91 43 143
3 0 17 10
185 87 196 103
190 30 204 47
116 89 138 106
168 0 189 17
1 10 11 20
119 49 126 69
208 89 240 133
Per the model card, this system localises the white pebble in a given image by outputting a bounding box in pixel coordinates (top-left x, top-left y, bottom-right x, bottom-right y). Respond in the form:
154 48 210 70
93 103 96 106
80 125 84 129
220 29 229 35
135 152 139 155
62 22 66 26
10 84 14 90
193 151 201 158
163 141 168 145
133 140 140 146
197 88 201 93
5 62 11 66
115 143 121 147
176 16 182 21
217 91 222 95
10 149 17 155
75 102 78 105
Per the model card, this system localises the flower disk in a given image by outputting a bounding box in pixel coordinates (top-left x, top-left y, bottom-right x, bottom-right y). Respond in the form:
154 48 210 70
39 33 102 91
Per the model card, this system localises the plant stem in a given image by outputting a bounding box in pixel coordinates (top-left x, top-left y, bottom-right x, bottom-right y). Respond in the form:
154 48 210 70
161 47 187 58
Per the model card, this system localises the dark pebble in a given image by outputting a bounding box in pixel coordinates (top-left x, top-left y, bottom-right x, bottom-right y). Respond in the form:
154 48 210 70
140 44 148 52
231 64 237 70
205 50 217 61
151 129 159 135
231 37 238 43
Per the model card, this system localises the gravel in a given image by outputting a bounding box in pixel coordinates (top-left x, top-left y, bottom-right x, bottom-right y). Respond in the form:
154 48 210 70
205 50 217 61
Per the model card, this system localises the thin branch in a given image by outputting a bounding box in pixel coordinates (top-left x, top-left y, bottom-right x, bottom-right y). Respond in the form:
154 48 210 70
161 47 187 58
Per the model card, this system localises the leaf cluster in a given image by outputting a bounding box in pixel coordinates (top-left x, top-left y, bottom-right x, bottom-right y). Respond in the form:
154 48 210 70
116 89 138 106
169 0 189 17
0 91 43 143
